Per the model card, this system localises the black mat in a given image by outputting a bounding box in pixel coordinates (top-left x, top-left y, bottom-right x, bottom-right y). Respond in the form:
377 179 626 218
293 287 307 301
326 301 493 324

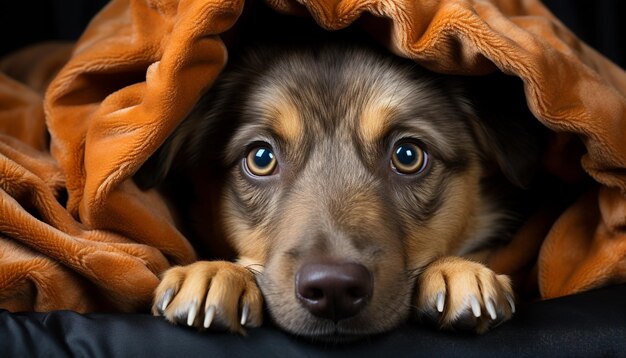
1 284 625 357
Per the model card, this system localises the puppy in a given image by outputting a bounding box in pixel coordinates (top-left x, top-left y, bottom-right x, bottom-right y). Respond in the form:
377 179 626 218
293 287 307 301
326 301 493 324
139 41 543 340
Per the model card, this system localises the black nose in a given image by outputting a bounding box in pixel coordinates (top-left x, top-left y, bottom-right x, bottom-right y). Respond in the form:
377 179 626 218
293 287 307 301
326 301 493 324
295 262 372 322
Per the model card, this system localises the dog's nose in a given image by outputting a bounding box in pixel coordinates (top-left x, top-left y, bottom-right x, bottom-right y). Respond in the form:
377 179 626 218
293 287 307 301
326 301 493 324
295 262 372 322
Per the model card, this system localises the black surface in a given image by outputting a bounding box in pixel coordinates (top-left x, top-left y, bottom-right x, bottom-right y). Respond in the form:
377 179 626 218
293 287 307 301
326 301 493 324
1 284 625 357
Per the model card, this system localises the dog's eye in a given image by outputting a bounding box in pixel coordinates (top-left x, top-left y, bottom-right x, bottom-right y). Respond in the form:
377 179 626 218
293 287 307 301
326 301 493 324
391 142 427 175
246 145 277 176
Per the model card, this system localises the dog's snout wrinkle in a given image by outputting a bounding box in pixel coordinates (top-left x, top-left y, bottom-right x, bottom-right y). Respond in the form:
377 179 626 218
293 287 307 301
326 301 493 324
295 262 372 322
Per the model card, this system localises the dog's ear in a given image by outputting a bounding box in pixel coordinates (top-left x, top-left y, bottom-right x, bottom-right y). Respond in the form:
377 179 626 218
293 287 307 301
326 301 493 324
463 73 547 189
133 127 187 189
133 91 235 189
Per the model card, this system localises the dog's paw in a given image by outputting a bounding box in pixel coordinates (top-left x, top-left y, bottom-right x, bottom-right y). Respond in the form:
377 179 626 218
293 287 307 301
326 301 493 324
152 261 263 334
415 257 515 333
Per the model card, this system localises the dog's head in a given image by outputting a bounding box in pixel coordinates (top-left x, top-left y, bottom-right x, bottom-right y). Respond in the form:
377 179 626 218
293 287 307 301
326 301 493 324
139 43 542 340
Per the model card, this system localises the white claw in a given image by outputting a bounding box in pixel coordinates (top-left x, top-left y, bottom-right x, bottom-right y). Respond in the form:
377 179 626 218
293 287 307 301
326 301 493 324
160 289 173 312
470 296 481 318
436 292 445 313
486 299 497 320
187 303 198 326
507 295 516 314
204 305 216 329
240 303 250 326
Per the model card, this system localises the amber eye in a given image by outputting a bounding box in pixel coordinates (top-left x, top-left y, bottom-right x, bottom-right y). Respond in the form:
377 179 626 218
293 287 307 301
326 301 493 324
246 145 277 176
391 142 427 174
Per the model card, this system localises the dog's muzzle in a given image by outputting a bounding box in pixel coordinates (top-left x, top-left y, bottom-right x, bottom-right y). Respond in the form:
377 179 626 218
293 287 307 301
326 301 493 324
295 262 373 322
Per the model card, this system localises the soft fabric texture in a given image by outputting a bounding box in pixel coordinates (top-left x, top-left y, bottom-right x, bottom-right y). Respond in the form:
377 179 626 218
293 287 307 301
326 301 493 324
0 0 625 312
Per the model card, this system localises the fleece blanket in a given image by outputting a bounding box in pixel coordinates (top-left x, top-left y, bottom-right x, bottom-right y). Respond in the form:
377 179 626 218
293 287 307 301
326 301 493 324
0 0 625 313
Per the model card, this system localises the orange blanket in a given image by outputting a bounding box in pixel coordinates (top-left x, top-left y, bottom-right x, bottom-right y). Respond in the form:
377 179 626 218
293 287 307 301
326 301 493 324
0 0 625 312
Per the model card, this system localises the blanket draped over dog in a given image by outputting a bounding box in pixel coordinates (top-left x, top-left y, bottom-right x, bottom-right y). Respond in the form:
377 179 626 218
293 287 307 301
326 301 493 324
0 0 625 312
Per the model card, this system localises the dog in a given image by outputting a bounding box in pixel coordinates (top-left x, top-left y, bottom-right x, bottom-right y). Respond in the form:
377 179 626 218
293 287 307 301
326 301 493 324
137 40 544 340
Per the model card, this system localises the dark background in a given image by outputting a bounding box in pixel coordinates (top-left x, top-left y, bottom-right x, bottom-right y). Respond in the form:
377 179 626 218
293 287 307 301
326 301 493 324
0 0 624 69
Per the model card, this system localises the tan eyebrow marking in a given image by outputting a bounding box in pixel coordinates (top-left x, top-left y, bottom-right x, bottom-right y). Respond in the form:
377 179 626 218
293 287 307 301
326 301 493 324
359 97 395 143
270 99 302 142
255 85 303 142
358 72 415 143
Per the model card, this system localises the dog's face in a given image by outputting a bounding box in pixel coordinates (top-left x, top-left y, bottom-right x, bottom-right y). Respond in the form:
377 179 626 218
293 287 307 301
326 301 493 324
210 46 506 338
146 44 537 339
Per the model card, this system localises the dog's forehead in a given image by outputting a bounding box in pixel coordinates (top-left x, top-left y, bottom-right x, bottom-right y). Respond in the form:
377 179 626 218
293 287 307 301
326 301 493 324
244 51 446 144
225 46 474 169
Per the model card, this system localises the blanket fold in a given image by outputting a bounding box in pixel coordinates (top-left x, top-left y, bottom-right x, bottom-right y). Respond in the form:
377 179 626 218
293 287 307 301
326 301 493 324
1 0 625 311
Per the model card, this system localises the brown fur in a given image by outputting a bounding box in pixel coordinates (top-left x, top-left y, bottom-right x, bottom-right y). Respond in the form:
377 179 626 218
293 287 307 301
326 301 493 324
143 42 540 339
